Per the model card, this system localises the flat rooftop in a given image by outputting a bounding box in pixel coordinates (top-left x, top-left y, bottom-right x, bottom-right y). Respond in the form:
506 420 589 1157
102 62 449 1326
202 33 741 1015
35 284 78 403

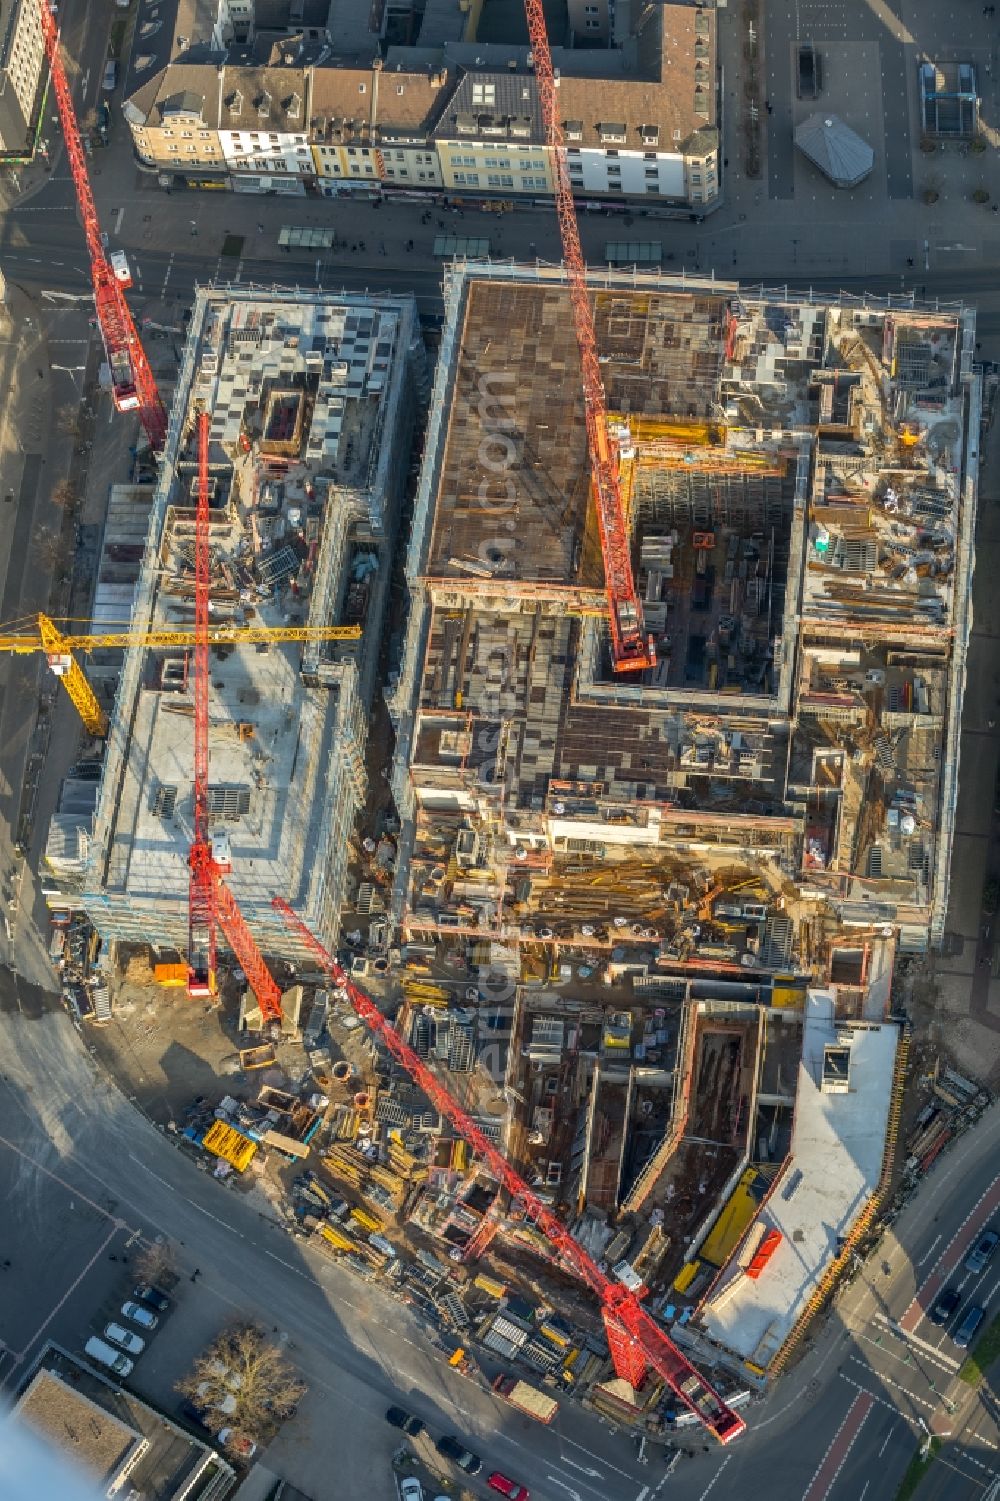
15 1368 142 1484
700 991 898 1365
13 1344 234 1499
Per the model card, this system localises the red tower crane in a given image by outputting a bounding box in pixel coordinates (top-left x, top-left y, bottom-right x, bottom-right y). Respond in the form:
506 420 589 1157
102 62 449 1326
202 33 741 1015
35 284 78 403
186 410 218 997
520 1 654 674
38 3 167 450
272 896 746 1444
184 412 285 1023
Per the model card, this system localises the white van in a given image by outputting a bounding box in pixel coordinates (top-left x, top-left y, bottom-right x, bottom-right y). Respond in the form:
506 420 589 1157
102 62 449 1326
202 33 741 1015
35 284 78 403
85 1336 133 1377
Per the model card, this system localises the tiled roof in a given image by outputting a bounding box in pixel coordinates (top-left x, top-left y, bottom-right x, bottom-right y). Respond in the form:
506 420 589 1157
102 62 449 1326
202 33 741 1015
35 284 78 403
431 69 544 145
125 62 223 127
309 63 454 142
559 5 717 148
219 65 309 131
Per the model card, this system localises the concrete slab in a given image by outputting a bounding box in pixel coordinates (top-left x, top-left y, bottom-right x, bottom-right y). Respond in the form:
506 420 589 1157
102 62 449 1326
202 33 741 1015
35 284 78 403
701 990 898 1364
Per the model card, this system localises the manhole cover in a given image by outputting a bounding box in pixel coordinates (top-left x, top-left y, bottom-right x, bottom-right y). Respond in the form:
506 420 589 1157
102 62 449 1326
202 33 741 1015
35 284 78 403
221 234 244 259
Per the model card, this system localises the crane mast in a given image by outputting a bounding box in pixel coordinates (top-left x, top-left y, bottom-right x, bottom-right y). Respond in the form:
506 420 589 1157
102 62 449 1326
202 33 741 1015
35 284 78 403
38 2 167 449
187 411 216 996
272 897 746 1444
521 0 654 673
184 414 285 1024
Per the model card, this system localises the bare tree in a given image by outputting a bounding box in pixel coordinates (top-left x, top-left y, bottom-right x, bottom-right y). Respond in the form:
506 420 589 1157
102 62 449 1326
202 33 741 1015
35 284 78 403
33 528 69 572
51 478 80 514
57 404 84 440
133 1238 177 1288
176 1323 306 1443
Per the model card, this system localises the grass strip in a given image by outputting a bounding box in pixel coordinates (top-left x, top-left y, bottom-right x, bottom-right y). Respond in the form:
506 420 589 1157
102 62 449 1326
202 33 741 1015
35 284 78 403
894 1437 941 1501
957 1310 1000 1385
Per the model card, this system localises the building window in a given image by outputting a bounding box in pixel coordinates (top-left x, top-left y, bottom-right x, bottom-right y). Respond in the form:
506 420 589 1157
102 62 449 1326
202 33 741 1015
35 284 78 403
586 19 599 27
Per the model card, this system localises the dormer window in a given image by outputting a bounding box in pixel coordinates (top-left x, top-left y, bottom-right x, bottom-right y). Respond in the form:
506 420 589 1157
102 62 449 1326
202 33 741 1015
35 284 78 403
598 121 627 144
257 90 271 118
287 91 302 119
358 82 366 93
640 123 659 146
565 119 583 141
228 89 243 115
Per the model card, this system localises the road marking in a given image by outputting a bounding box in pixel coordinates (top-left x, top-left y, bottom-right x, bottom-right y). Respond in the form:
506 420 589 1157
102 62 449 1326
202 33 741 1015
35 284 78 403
878 1427 895 1457
917 1235 942 1268
901 1172 1000 1332
12 1223 118 1362
695 1455 731 1499
870 1313 960 1370
562 1459 602 1477
859 1482 870 1501
801 1391 874 1500
160 252 174 297
560 1436 634 1479
546 1479 581 1501
114 207 124 235
634 1488 649 1501
847 1356 937 1412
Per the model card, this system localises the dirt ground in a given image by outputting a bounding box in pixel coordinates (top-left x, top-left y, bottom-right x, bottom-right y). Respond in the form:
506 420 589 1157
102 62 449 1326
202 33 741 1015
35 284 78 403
88 979 249 1125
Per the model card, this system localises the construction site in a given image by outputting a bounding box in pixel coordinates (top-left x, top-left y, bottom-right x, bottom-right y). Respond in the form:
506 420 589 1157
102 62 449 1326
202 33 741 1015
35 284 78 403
23 0 990 1454
376 262 981 1383
80 285 421 968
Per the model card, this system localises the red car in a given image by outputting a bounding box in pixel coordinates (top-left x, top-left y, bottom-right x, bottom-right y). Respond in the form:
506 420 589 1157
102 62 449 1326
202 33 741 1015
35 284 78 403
487 1474 530 1501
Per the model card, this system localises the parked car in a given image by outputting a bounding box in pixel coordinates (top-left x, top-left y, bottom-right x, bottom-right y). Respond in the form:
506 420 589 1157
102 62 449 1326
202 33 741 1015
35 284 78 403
104 1322 145 1355
400 1481 424 1501
928 1286 961 1326
102 60 117 91
488 1474 530 1501
178 1399 212 1431
965 1230 999 1275
436 1436 483 1475
217 1427 257 1460
84 1336 133 1377
132 1284 170 1313
385 1406 425 1436
121 1300 158 1329
954 1304 986 1349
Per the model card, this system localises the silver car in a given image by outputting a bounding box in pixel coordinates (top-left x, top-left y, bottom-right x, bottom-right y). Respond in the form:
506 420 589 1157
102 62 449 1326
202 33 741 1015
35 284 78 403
121 1299 158 1330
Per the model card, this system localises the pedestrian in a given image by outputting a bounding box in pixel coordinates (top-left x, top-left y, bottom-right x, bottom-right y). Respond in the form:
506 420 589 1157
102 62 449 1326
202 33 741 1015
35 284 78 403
108 1254 118 1262
190 1267 201 1282
257 222 264 233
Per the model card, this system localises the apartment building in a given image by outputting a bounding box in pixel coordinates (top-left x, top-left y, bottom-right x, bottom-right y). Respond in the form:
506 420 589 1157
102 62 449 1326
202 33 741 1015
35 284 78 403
310 64 449 195
124 0 719 210
218 63 312 192
0 0 46 154
124 64 228 184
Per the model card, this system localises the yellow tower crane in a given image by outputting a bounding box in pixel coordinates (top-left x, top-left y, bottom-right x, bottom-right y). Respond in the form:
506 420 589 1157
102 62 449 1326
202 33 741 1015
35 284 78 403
1 613 362 737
